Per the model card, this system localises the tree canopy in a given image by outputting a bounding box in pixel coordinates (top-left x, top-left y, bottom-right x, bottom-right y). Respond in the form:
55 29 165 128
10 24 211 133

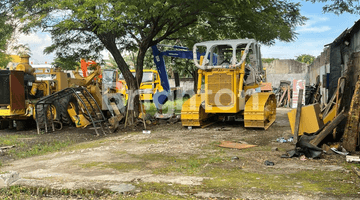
11 0 306 118
308 0 360 14
296 54 315 64
0 1 15 68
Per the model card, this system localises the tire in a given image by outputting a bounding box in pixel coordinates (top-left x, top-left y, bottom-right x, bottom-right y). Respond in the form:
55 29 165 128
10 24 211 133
0 120 9 130
15 120 26 131
35 103 60 129
58 95 79 126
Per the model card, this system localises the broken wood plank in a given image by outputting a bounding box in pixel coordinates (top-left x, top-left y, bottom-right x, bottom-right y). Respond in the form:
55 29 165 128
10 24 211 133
323 87 338 117
0 145 15 150
277 88 287 107
310 110 347 146
294 89 303 143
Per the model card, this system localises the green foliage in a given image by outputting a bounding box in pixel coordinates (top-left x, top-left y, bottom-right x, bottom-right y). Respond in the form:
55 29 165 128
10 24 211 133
12 0 306 121
296 54 315 64
52 56 80 70
262 58 279 64
0 3 14 68
307 0 360 14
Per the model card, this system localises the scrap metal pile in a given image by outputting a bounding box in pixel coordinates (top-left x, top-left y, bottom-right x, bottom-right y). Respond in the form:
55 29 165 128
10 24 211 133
275 80 291 108
286 52 360 159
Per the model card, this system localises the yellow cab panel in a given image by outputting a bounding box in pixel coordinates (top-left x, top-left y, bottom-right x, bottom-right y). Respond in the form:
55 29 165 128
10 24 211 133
119 69 164 101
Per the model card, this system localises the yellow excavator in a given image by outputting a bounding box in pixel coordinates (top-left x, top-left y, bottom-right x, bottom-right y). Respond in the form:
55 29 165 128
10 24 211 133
181 39 276 129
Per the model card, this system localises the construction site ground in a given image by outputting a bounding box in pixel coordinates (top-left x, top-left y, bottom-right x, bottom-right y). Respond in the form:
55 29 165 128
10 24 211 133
0 108 359 199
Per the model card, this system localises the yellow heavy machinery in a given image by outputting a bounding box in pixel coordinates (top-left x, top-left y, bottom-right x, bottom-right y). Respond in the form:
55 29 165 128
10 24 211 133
181 39 276 129
119 69 164 101
0 55 124 134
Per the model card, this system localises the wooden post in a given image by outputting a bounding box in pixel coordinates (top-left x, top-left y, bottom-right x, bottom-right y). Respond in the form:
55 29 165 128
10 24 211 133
342 76 360 152
294 89 303 143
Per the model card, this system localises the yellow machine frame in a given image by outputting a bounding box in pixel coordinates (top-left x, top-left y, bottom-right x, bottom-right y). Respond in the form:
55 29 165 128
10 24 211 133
181 39 276 129
119 69 164 101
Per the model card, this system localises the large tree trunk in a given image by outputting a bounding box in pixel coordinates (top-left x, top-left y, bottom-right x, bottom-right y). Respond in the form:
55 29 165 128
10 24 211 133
101 36 139 125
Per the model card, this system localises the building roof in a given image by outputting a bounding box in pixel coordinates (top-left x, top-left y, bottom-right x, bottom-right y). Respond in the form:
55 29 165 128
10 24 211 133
328 19 360 47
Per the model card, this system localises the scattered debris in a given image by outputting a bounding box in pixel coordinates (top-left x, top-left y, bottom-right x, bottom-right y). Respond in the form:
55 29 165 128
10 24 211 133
0 171 20 188
321 144 335 154
300 155 307 161
275 80 291 108
281 134 323 159
143 130 151 134
346 155 360 163
264 160 274 166
154 112 174 120
231 156 239 162
0 145 15 150
352 167 360 178
219 141 256 150
214 127 231 131
276 137 293 143
330 147 349 155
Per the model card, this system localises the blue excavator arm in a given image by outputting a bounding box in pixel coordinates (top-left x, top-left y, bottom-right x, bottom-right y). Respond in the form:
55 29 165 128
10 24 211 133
151 45 217 110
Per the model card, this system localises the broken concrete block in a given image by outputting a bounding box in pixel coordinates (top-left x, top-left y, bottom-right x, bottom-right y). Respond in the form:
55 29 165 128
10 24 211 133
0 171 20 186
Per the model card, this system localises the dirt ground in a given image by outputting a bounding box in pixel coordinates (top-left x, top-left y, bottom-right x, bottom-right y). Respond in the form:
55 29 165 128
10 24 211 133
0 108 359 199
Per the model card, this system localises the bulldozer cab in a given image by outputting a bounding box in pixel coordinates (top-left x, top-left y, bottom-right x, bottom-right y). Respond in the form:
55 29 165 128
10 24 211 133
193 39 264 85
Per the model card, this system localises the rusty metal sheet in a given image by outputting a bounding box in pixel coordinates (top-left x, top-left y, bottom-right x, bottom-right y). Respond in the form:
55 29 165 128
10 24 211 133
10 71 25 110
219 141 256 150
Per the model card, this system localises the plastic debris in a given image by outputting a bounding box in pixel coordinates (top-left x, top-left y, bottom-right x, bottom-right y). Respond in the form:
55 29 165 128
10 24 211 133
330 147 349 155
264 160 274 166
346 155 360 163
231 156 239 162
142 130 151 134
276 136 293 143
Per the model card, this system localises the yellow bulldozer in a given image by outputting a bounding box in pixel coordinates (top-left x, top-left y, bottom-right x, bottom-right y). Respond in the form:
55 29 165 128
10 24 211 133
181 39 276 129
0 55 125 134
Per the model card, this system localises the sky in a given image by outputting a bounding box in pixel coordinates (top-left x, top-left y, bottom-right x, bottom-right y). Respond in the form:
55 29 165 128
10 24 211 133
16 0 360 64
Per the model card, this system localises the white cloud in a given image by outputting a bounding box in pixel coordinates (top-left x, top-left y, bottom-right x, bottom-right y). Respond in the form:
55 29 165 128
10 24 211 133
261 37 332 59
297 15 331 33
298 26 331 33
15 32 54 64
18 33 43 44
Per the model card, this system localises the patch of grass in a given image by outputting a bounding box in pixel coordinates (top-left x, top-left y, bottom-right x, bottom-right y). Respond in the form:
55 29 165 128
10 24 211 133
104 162 145 172
134 182 196 198
66 139 108 151
137 138 160 144
119 191 192 200
81 162 102 169
201 167 358 195
0 185 115 199
0 134 34 148
9 140 72 159
80 161 145 172
143 98 187 116
131 153 225 175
